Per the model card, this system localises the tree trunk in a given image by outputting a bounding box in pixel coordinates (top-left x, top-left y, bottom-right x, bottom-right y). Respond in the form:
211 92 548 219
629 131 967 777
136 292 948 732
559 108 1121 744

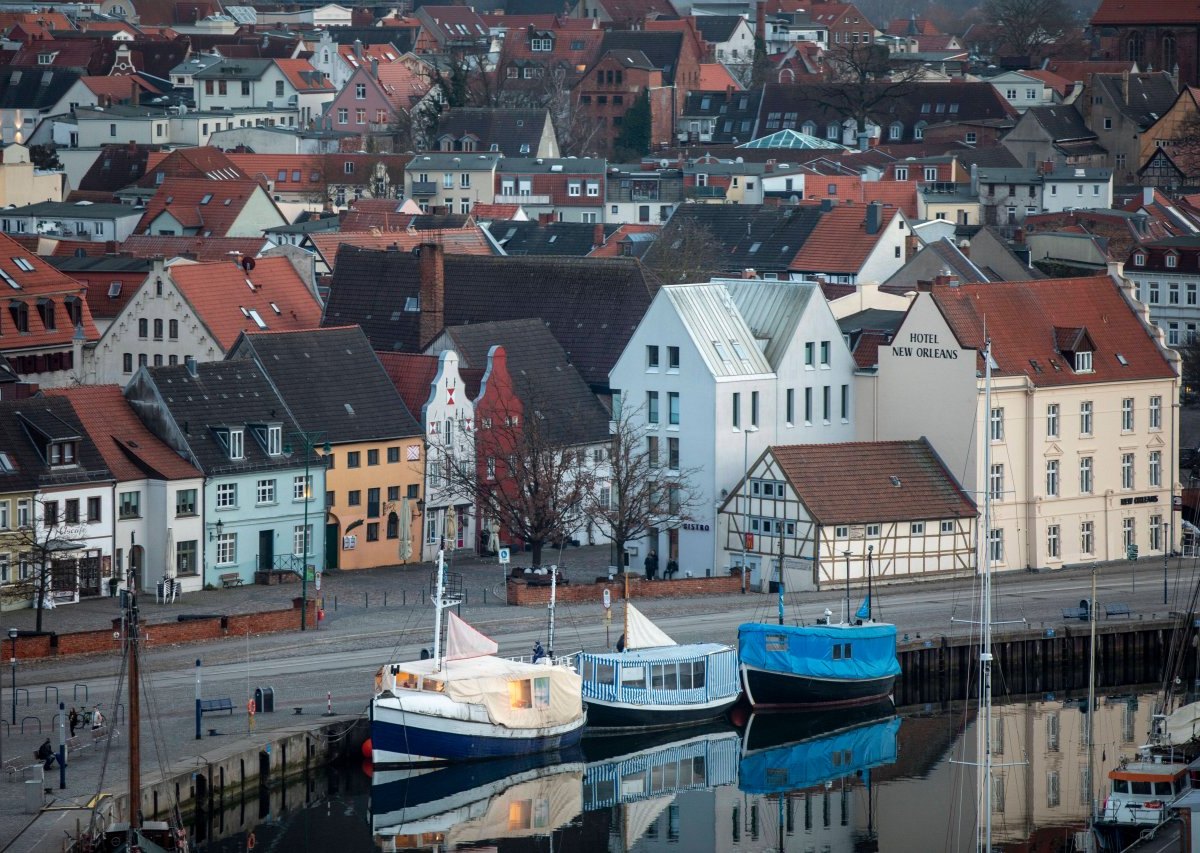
531 540 544 567
614 536 626 572
35 568 44 633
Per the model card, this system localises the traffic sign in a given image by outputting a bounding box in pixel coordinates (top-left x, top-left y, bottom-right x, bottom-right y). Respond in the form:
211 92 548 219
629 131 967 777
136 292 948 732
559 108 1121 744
498 547 511 565
1128 544 1139 561
602 589 611 610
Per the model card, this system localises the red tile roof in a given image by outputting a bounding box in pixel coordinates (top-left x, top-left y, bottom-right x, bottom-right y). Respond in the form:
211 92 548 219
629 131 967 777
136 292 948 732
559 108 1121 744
376 351 438 416
0 232 100 350
588 223 660 257
80 74 161 101
225 153 324 192
930 276 1177 387
273 58 335 92
337 42 403 68
1044 59 1136 81
469 203 522 220
136 177 275 236
767 438 976 525
118 235 268 261
1022 68 1073 98
169 256 323 352
140 148 245 186
850 328 892 369
44 384 199 481
788 203 900 274
308 229 495 268
697 62 740 92
375 59 434 110
806 177 919 219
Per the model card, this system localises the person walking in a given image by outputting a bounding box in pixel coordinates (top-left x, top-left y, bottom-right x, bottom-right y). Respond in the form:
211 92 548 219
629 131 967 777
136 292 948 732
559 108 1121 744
68 707 79 738
644 549 659 581
90 705 104 730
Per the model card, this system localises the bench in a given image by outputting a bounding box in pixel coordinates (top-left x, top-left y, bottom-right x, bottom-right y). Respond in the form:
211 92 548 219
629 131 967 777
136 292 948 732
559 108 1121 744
2 757 33 781
219 573 243 589
199 698 234 716
1062 606 1091 621
1105 602 1132 619
90 725 115 743
65 736 85 755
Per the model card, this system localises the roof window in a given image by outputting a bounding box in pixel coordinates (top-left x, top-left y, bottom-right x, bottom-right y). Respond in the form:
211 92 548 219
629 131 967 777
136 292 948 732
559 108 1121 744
11 258 33 272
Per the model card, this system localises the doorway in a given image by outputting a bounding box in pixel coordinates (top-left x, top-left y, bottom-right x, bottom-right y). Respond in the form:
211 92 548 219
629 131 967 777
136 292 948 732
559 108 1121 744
258 530 274 572
325 522 339 570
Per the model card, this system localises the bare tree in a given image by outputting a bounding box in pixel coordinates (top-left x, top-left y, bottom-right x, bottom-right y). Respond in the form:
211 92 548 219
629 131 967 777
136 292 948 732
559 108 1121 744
809 41 924 142
433 391 597 567
542 66 605 157
583 401 704 569
1 499 89 632
643 219 727 284
982 0 1073 61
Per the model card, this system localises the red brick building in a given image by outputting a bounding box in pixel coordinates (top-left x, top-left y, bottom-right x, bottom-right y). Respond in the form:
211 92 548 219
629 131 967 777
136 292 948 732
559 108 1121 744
1092 0 1200 86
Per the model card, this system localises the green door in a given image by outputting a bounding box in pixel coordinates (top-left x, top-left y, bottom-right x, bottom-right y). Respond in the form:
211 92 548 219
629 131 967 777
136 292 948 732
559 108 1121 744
325 523 339 570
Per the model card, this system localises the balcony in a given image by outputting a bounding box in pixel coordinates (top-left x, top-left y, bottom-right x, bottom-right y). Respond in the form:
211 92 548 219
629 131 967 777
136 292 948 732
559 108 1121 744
495 194 551 205
410 181 437 196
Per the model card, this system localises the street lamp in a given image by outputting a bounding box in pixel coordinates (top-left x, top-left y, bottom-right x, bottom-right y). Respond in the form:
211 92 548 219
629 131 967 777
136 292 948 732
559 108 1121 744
740 425 759 595
287 432 331 632
8 627 17 725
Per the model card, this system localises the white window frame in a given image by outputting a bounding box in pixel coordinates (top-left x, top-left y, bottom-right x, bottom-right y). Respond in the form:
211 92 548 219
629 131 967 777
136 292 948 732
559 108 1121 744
228 428 244 460
216 483 237 508
267 425 282 456
294 475 311 501
216 532 237 566
1046 459 1059 497
256 479 276 505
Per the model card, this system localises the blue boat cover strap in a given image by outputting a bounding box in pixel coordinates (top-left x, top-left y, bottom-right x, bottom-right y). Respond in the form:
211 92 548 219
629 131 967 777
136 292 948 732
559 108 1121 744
738 623 901 680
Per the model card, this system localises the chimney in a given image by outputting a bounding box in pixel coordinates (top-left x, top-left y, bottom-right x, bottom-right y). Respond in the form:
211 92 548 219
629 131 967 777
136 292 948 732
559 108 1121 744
741 268 757 278
538 212 554 224
1012 227 1024 245
127 139 137 156
933 274 959 288
819 198 834 212
131 83 139 107
354 39 363 60
418 243 445 350
915 279 933 292
593 222 605 248
184 355 198 377
756 0 766 43
865 201 882 235
1039 159 1054 174
1121 69 1130 103
764 159 775 172
371 58 379 79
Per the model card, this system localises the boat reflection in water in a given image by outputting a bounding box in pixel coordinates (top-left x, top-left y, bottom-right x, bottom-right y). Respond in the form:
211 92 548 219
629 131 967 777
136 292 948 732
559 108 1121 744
738 701 901 852
369 750 584 851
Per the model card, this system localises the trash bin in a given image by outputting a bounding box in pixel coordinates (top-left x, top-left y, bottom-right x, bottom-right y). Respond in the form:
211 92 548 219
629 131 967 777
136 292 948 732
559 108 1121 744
254 686 274 714
24 778 44 812
108 577 119 597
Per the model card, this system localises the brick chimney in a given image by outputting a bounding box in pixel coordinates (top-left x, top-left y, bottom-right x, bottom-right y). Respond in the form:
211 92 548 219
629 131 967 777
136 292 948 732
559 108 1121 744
593 222 605 248
932 274 959 288
755 0 766 43
1039 159 1054 174
538 212 554 224
864 201 882 235
418 243 445 350
741 268 757 278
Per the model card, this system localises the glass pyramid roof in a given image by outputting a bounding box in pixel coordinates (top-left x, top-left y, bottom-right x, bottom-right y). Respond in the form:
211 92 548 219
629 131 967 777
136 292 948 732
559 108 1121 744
737 129 847 150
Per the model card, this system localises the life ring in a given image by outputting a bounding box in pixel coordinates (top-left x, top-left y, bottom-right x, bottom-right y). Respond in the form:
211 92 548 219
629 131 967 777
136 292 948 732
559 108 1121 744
1145 800 1164 809
247 831 256 849
247 698 256 715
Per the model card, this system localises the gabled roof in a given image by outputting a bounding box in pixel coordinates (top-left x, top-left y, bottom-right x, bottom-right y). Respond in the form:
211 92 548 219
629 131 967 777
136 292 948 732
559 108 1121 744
788 203 899 274
371 58 435 110
78 142 164 193
0 396 110 491
169 256 323 352
1023 69 1073 98
439 318 610 446
1092 72 1178 128
11 40 98 70
648 204 824 274
339 203 469 232
135 177 276 236
44 384 199 482
1092 0 1200 25
697 62 740 92
230 325 420 442
0 232 100 349
593 0 678 25
722 278 817 370
138 147 246 187
597 30 683 83
47 255 152 320
929 276 1176 387
136 360 301 475
768 438 975 525
273 58 335 92
325 249 657 390
694 15 745 42
118 235 268 261
0 67 80 109
307 228 496 269
435 108 549 158
1023 104 1095 142
376 351 439 417
486 221 616 256
661 283 772 378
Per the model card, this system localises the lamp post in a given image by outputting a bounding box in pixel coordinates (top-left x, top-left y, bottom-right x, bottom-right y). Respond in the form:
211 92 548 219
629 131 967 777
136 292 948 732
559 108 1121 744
1164 521 1171 605
843 550 851 625
287 431 330 632
8 627 17 725
740 425 759 594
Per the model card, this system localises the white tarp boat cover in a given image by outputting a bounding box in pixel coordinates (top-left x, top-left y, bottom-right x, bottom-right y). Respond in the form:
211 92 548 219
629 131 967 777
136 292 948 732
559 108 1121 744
623 795 676 848
448 769 584 845
1163 700 1200 745
447 612 499 660
624 603 677 650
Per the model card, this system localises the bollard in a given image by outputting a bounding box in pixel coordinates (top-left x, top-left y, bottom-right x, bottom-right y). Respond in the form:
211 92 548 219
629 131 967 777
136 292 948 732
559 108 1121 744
334 595 337 611
323 692 334 717
365 592 369 608
383 591 387 607
402 590 406 606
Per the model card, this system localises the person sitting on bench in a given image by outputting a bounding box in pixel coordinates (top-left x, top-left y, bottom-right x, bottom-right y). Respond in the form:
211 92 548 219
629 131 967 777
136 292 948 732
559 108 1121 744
663 559 679 580
36 739 59 770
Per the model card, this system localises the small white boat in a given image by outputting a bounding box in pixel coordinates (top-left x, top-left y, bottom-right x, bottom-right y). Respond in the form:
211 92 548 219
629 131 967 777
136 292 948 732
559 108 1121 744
370 552 586 765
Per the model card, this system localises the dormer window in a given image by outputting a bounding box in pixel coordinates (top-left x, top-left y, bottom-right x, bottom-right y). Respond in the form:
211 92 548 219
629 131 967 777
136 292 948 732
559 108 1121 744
49 440 76 466
1167 253 1178 268
267 424 282 456
1055 325 1095 374
531 37 552 51
228 428 244 460
1075 351 1093 372
1133 252 1146 266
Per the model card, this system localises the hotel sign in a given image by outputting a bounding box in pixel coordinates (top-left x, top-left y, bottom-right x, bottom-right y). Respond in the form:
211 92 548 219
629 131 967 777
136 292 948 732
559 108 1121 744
891 332 959 360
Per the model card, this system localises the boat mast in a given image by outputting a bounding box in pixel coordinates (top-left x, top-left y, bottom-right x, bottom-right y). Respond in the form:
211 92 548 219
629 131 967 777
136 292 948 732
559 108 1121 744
979 337 994 853
622 570 629 650
777 528 785 626
548 566 557 657
432 549 446 670
125 564 141 838
1087 563 1098 825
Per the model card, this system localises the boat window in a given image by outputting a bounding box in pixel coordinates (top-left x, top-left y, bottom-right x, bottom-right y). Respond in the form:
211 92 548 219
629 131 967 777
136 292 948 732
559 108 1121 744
421 677 444 693
596 661 615 684
652 663 678 690
508 798 535 830
509 679 532 709
765 633 789 652
678 662 694 690
398 671 419 689
1131 781 1152 795
1112 780 1129 794
622 665 646 688
833 643 854 660
1155 782 1175 796
533 677 550 709
692 661 706 688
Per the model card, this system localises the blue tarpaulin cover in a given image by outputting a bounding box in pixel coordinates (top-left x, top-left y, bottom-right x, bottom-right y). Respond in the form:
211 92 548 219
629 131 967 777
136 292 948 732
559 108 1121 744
738 622 901 681
739 716 901 793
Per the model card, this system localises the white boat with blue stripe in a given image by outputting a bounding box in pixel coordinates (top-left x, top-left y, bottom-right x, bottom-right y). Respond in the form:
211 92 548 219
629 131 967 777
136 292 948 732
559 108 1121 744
370 552 586 766
576 600 741 731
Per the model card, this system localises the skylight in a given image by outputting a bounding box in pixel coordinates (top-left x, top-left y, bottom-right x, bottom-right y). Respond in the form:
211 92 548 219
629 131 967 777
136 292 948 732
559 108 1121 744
269 301 280 315
713 340 730 361
0 269 19 289
730 340 749 360
200 194 213 205
248 309 267 329
107 281 122 297
1116 353 1129 365
11 258 34 272
0 452 12 473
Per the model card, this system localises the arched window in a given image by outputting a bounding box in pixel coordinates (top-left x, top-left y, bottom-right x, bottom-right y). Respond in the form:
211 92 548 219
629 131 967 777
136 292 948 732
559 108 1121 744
1127 31 1144 64
1163 33 1176 71
889 121 903 141
386 511 399 539
914 120 928 141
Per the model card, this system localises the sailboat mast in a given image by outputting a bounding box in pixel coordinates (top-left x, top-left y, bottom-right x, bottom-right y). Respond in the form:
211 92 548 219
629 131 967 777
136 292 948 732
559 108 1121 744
978 338 995 853
548 567 557 657
433 550 445 670
126 566 141 834
622 570 629 650
777 527 785 626
1087 563 1098 824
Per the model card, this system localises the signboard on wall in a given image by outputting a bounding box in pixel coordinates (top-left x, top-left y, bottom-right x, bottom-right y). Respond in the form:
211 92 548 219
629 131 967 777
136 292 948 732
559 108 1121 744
342 535 357 550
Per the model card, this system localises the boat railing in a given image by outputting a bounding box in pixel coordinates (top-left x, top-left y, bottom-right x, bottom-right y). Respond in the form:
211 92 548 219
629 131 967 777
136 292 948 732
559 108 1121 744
509 652 580 669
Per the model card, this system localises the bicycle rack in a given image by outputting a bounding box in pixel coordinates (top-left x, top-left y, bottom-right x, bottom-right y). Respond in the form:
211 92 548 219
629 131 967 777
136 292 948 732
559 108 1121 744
20 716 40 734
73 684 88 702
43 686 58 704
14 688 28 706
113 703 125 724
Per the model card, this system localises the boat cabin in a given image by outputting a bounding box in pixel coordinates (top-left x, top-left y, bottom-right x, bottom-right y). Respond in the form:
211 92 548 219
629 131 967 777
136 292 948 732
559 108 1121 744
1101 759 1191 825
577 644 739 707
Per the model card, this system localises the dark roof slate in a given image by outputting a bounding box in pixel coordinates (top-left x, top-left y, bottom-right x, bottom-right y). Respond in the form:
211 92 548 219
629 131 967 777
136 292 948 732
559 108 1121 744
0 395 111 491
488 220 618 256
646 203 824 275
435 108 550 158
228 326 421 443
598 30 683 84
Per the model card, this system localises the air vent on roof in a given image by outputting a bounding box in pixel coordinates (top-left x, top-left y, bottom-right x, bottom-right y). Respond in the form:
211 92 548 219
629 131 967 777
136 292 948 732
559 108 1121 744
890 476 901 487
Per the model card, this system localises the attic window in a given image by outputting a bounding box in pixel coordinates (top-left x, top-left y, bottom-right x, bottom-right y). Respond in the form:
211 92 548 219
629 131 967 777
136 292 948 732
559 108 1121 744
1167 254 1178 268
245 278 256 291
1075 351 1093 373
11 258 33 272
748 242 761 253
108 281 122 297
0 452 12 473
0 269 19 289
1116 353 1129 365
200 194 212 205
223 199 232 206
730 340 749 360
404 296 419 312
248 309 266 329
227 427 244 460
1133 252 1146 266
713 340 730 361
269 301 280 315
240 306 250 317
344 403 355 415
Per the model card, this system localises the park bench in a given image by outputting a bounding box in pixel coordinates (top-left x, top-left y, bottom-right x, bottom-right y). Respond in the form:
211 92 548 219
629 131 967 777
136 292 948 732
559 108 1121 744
1062 606 1090 621
219 573 243 589
1105 602 1132 619
65 736 86 755
3 757 33 782
199 698 234 716
89 725 116 745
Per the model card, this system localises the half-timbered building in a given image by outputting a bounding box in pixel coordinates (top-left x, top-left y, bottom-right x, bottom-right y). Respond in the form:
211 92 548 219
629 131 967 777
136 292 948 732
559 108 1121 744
718 439 977 594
